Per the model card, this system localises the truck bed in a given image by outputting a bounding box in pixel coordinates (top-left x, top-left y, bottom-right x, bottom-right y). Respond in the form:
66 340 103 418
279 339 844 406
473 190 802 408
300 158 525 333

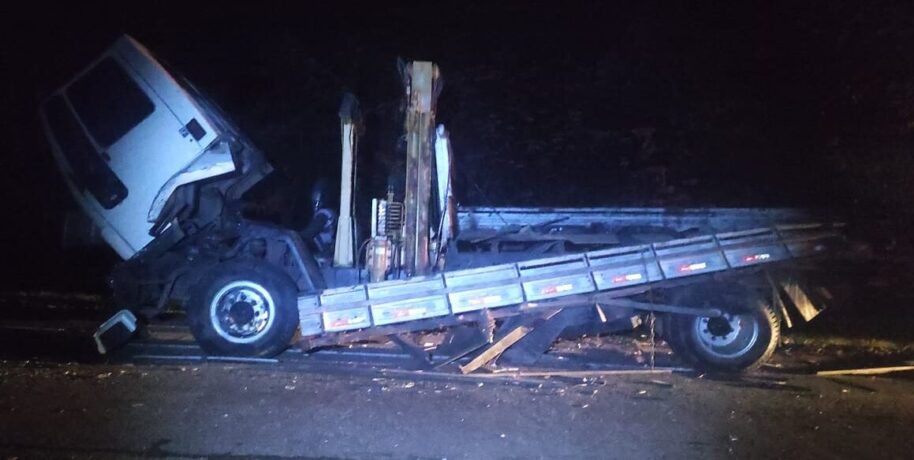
298 223 842 345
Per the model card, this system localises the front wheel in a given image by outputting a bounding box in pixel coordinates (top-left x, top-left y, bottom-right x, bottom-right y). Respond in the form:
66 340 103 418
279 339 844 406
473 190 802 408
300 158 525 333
187 261 299 357
664 284 780 372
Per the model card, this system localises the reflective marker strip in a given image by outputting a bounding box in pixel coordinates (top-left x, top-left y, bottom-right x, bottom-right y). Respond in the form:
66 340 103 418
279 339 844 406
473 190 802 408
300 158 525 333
392 307 428 318
743 253 771 263
331 315 367 328
469 295 504 306
612 273 643 283
541 283 574 295
678 262 708 272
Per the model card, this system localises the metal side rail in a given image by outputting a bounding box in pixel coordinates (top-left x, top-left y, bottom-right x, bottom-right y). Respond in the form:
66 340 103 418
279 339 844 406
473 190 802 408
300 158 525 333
297 223 843 345
456 206 820 233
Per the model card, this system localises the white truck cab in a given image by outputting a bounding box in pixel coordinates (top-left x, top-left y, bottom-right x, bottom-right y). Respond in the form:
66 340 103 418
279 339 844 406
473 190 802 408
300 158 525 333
40 36 234 258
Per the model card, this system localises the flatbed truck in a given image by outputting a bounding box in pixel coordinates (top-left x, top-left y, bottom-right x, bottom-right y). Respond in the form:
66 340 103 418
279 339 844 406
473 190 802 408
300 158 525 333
40 36 841 372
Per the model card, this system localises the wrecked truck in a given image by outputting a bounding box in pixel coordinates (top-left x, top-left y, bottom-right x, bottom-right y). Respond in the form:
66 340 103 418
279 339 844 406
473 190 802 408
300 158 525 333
39 35 841 372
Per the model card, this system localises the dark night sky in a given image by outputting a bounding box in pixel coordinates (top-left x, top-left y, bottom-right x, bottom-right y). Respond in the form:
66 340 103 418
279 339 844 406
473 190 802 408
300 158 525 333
2 1 913 290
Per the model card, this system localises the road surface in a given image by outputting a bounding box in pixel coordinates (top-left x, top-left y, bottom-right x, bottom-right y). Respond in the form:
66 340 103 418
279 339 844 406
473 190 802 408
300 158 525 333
1 352 913 459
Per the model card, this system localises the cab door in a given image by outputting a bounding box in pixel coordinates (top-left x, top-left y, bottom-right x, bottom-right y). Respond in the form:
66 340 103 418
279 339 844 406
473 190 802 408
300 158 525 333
63 53 203 253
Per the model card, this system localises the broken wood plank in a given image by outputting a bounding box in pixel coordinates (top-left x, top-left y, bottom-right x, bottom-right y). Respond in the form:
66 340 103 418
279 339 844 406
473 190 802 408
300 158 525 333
816 365 914 377
502 308 590 365
498 367 689 378
432 325 491 369
457 309 563 373
379 368 556 387
459 326 532 374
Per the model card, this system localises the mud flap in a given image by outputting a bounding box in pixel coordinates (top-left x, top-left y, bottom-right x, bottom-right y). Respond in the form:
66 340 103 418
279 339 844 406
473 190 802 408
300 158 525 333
93 310 138 354
768 273 830 323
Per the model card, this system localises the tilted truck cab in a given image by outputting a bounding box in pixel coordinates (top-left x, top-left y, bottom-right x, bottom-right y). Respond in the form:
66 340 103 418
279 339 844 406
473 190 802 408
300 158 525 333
42 36 246 257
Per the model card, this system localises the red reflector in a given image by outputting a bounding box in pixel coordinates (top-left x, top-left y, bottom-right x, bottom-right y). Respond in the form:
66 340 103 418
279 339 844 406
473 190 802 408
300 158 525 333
392 307 428 318
469 295 503 306
612 273 643 283
678 262 708 272
331 316 364 327
541 283 573 295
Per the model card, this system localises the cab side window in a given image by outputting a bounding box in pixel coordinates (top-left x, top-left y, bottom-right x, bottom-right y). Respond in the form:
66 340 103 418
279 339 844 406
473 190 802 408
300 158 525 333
45 95 128 209
67 57 154 147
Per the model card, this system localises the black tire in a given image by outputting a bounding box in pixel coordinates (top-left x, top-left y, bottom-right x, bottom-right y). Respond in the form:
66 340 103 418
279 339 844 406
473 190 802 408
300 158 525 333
662 313 699 366
187 261 299 357
665 284 780 372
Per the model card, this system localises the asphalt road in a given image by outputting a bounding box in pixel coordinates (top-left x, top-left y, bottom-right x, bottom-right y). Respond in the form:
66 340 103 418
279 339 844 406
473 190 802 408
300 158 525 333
1 356 913 459
2 257 914 460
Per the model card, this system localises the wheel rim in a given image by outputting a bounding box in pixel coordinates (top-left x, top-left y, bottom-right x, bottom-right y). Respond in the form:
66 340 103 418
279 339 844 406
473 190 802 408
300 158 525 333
209 280 276 344
691 312 760 359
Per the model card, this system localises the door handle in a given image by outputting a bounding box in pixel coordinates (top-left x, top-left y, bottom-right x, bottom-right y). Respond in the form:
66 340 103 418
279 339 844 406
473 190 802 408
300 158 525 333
180 118 206 141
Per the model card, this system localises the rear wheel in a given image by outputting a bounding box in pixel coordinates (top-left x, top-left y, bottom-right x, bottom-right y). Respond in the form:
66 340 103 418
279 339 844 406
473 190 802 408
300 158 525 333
187 261 299 357
665 284 779 372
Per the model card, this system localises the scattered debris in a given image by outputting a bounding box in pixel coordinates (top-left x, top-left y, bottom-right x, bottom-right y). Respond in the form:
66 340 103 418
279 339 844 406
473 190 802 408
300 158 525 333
459 325 534 374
